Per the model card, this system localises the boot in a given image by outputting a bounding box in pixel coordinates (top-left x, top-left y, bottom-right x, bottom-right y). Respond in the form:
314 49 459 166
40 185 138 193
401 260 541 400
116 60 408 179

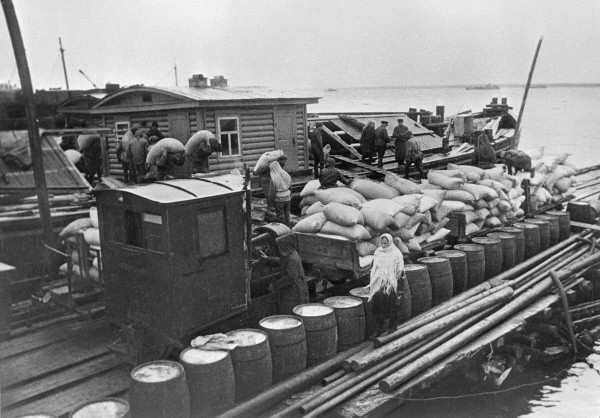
369 320 383 340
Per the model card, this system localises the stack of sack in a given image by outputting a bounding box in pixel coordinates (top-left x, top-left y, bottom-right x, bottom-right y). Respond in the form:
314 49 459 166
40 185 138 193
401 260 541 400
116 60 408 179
293 175 453 266
518 149 577 210
57 206 102 285
425 163 528 235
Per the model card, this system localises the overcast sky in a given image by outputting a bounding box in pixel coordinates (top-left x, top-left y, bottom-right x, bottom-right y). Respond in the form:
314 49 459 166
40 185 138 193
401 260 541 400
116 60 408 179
1 0 599 90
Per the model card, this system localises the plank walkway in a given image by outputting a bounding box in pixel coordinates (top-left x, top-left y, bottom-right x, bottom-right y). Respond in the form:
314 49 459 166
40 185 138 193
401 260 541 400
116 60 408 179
0 301 131 418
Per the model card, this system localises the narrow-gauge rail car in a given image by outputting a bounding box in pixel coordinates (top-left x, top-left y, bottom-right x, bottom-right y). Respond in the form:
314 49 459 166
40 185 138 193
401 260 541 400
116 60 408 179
95 179 251 347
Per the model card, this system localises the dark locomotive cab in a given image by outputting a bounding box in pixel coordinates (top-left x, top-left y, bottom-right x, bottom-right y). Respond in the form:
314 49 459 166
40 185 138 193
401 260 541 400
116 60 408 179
95 179 249 342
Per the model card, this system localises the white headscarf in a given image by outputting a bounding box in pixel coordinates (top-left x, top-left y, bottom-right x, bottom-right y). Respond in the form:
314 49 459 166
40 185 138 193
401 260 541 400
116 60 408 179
368 233 404 300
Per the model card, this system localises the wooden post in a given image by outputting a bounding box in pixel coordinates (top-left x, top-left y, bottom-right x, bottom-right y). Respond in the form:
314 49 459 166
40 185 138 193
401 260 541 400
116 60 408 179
2 0 55 254
514 36 544 149
0 262 15 339
435 105 444 119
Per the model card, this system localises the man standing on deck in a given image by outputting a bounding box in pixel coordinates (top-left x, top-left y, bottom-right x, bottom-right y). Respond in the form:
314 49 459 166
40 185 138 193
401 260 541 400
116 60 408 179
309 122 325 179
404 131 425 179
374 120 390 168
392 118 409 171
126 129 149 183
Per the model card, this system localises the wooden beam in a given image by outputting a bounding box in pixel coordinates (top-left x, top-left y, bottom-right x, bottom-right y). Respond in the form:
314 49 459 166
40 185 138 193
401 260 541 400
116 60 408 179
320 125 362 159
332 155 388 175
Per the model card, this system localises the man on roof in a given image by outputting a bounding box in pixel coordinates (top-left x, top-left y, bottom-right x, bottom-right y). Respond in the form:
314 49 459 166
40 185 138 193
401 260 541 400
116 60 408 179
374 120 391 169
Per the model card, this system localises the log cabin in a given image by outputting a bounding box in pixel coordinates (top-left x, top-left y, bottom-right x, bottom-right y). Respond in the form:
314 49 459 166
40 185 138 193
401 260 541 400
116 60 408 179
59 74 320 178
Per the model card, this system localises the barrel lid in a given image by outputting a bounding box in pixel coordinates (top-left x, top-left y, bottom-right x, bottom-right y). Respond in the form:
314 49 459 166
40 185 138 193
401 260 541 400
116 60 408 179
487 232 514 240
435 250 466 258
472 237 501 244
132 361 182 382
180 347 228 364
15 415 58 418
404 264 427 271
417 256 447 264
525 218 548 225
349 286 370 298
323 296 362 309
544 210 568 216
71 398 129 418
226 329 267 346
534 214 557 221
454 244 483 252
498 226 522 233
293 304 333 317
260 315 303 330
513 222 538 229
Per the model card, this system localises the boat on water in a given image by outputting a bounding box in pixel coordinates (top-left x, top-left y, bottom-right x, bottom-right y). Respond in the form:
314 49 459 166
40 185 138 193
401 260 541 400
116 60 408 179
465 83 500 90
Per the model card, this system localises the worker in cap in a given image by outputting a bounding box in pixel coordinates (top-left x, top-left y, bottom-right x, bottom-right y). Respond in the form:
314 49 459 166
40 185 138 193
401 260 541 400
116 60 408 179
319 158 351 189
392 118 410 170
127 129 149 183
309 122 325 178
360 121 376 165
374 121 391 168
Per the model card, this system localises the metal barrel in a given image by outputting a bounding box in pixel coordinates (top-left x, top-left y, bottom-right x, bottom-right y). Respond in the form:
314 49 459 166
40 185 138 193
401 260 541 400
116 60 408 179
487 232 517 270
403 264 431 316
453 244 485 288
349 287 374 337
417 257 454 307
179 348 235 417
525 218 550 251
293 304 338 367
471 237 503 279
544 210 571 241
435 250 468 295
513 222 541 259
129 360 190 418
498 226 526 264
226 329 272 403
260 315 307 383
323 296 366 352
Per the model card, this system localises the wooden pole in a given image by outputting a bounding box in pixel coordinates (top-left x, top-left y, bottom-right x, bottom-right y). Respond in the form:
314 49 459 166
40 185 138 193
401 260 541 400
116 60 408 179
2 0 54 251
549 270 578 355
513 36 543 149
58 37 70 99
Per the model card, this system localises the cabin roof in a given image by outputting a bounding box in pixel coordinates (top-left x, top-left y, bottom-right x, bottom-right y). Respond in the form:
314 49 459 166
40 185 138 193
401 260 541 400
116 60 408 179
63 85 321 114
0 131 90 193
115 178 241 204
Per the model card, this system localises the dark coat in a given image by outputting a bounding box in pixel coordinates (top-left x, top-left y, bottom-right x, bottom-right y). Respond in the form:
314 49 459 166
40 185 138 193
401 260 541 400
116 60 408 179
374 125 390 148
392 124 409 162
471 133 496 169
308 128 325 162
360 125 376 154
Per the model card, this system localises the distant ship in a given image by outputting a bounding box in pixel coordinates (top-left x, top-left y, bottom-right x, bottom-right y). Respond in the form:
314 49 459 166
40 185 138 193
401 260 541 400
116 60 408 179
531 84 547 88
326 88 338 92
465 83 500 90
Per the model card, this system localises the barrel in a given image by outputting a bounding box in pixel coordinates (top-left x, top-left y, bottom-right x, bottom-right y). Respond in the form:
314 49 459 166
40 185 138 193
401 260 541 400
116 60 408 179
69 398 129 418
179 347 235 417
453 244 485 288
259 315 307 382
293 304 338 367
323 296 366 351
435 250 468 295
417 257 454 306
498 226 526 264
398 274 412 321
471 237 503 279
403 264 431 316
129 360 190 418
349 286 374 337
487 232 516 270
226 329 272 402
535 214 560 246
513 222 541 259
525 218 550 251
567 201 597 224
544 210 571 241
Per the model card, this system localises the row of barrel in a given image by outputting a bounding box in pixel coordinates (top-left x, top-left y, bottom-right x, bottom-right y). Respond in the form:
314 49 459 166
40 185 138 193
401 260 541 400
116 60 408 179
126 296 368 418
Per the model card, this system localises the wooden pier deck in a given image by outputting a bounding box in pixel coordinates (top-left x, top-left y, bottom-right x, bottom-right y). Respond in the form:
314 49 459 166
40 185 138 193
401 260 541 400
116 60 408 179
2 164 600 417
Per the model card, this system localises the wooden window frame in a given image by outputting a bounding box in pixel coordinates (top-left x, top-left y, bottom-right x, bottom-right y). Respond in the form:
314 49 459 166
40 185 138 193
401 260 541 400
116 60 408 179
216 116 242 158
114 121 130 142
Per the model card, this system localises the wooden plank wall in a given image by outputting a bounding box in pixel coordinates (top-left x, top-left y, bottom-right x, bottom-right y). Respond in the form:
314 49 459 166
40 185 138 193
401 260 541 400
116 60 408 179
94 104 308 180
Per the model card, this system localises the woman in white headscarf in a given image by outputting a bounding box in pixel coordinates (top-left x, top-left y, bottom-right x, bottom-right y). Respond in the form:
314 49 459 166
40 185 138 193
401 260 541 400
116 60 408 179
367 233 405 338
270 160 292 226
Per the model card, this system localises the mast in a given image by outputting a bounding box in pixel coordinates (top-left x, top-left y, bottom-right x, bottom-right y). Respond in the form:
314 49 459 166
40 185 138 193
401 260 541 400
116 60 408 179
2 0 54 251
174 62 178 87
513 36 543 149
59 37 71 99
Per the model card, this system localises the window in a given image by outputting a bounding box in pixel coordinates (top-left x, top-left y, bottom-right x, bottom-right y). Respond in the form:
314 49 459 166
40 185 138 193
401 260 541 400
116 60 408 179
197 209 227 257
142 92 153 102
114 121 130 143
217 117 241 157
123 210 164 252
